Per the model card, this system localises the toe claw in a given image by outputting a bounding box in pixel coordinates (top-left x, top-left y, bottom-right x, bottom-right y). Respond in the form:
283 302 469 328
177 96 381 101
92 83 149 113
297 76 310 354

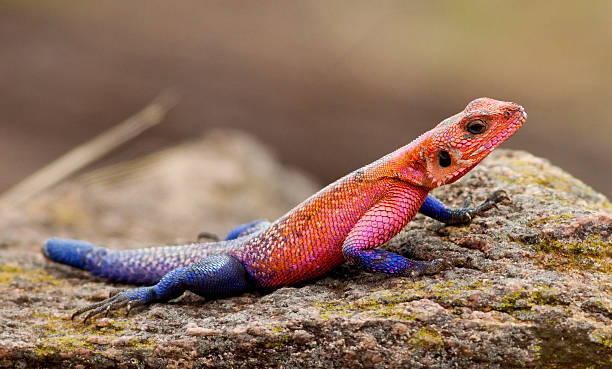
491 189 509 202
71 298 109 320
422 259 453 275
468 189 511 218
72 287 154 323
83 309 99 324
73 293 131 323
109 288 129 298
405 259 452 280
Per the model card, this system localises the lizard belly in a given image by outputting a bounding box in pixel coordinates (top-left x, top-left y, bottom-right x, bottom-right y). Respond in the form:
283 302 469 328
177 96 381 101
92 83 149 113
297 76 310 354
235 234 347 288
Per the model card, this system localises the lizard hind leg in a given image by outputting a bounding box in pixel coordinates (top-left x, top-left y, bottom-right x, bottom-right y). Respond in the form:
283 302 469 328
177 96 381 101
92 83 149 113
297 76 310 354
72 255 252 323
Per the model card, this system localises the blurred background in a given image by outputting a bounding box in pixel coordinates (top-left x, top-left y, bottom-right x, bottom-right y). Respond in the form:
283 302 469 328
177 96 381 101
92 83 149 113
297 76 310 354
1 0 611 197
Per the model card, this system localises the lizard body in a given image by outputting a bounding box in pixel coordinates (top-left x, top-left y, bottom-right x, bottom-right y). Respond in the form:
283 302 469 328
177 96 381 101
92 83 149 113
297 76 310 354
42 97 526 321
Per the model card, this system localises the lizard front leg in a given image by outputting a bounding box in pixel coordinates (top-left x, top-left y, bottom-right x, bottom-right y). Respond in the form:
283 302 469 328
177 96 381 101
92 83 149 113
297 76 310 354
72 255 252 322
418 190 509 225
342 184 450 277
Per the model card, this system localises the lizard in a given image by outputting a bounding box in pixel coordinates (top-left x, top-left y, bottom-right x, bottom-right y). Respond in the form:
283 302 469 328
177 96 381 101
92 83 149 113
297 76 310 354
42 97 526 323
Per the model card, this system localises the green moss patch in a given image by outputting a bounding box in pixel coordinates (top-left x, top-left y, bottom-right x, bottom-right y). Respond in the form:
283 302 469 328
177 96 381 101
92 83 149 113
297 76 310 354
493 287 565 314
316 280 500 321
316 294 418 322
408 327 444 349
0 263 63 288
532 235 610 274
32 312 155 359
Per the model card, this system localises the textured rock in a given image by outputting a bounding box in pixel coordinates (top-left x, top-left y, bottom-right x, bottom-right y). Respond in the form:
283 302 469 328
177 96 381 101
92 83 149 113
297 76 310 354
0 132 610 369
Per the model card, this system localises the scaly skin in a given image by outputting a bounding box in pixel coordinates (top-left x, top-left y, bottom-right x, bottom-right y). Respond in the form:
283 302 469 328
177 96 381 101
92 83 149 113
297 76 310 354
42 97 526 322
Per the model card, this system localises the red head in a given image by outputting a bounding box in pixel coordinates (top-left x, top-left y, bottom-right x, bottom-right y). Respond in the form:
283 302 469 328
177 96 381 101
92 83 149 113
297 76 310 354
391 97 526 189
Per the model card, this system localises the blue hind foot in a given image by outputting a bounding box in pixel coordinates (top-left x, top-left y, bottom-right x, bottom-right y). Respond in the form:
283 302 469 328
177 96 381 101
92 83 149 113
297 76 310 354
71 255 252 323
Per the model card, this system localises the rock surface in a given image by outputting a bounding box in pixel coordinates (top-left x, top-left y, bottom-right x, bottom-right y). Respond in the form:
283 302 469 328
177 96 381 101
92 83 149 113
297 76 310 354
0 131 610 369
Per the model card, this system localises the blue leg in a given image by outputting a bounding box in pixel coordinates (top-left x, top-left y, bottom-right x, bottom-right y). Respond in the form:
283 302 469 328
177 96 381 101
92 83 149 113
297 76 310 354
72 255 252 322
341 188 451 278
419 191 508 225
42 237 242 285
224 219 271 240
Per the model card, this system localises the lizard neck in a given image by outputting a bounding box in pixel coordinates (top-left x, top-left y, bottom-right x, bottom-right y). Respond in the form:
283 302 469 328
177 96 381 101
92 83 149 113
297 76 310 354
364 130 434 191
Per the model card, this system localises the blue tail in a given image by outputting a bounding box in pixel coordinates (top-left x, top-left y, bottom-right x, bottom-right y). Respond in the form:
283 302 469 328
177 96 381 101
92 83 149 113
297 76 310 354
42 238 106 270
42 236 246 285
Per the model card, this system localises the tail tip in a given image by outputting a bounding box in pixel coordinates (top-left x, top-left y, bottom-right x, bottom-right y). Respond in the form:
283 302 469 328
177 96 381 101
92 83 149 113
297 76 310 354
42 238 97 269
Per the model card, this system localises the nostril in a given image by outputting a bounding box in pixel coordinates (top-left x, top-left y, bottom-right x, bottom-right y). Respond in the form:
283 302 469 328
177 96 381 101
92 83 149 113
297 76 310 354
507 106 527 121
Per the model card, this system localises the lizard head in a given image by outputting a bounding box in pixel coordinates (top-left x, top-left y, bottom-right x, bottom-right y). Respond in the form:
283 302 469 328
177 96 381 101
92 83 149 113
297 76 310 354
419 97 526 188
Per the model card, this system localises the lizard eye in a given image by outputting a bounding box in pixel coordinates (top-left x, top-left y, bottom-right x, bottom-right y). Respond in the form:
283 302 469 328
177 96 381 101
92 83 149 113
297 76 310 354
438 150 452 168
466 119 487 135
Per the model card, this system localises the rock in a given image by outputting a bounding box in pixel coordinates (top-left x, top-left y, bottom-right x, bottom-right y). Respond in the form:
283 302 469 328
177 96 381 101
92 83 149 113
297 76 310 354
0 132 610 368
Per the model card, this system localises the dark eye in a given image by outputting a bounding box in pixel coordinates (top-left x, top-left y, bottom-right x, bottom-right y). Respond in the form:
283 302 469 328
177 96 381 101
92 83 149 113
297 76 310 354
466 119 487 135
438 150 451 168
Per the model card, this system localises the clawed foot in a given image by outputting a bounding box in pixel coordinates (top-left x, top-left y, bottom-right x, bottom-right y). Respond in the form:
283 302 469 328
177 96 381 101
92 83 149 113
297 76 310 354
408 259 453 281
452 190 510 225
469 189 510 215
72 287 155 323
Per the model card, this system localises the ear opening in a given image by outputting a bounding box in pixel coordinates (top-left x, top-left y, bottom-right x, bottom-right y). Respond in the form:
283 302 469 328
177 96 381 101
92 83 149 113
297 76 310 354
438 151 452 167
